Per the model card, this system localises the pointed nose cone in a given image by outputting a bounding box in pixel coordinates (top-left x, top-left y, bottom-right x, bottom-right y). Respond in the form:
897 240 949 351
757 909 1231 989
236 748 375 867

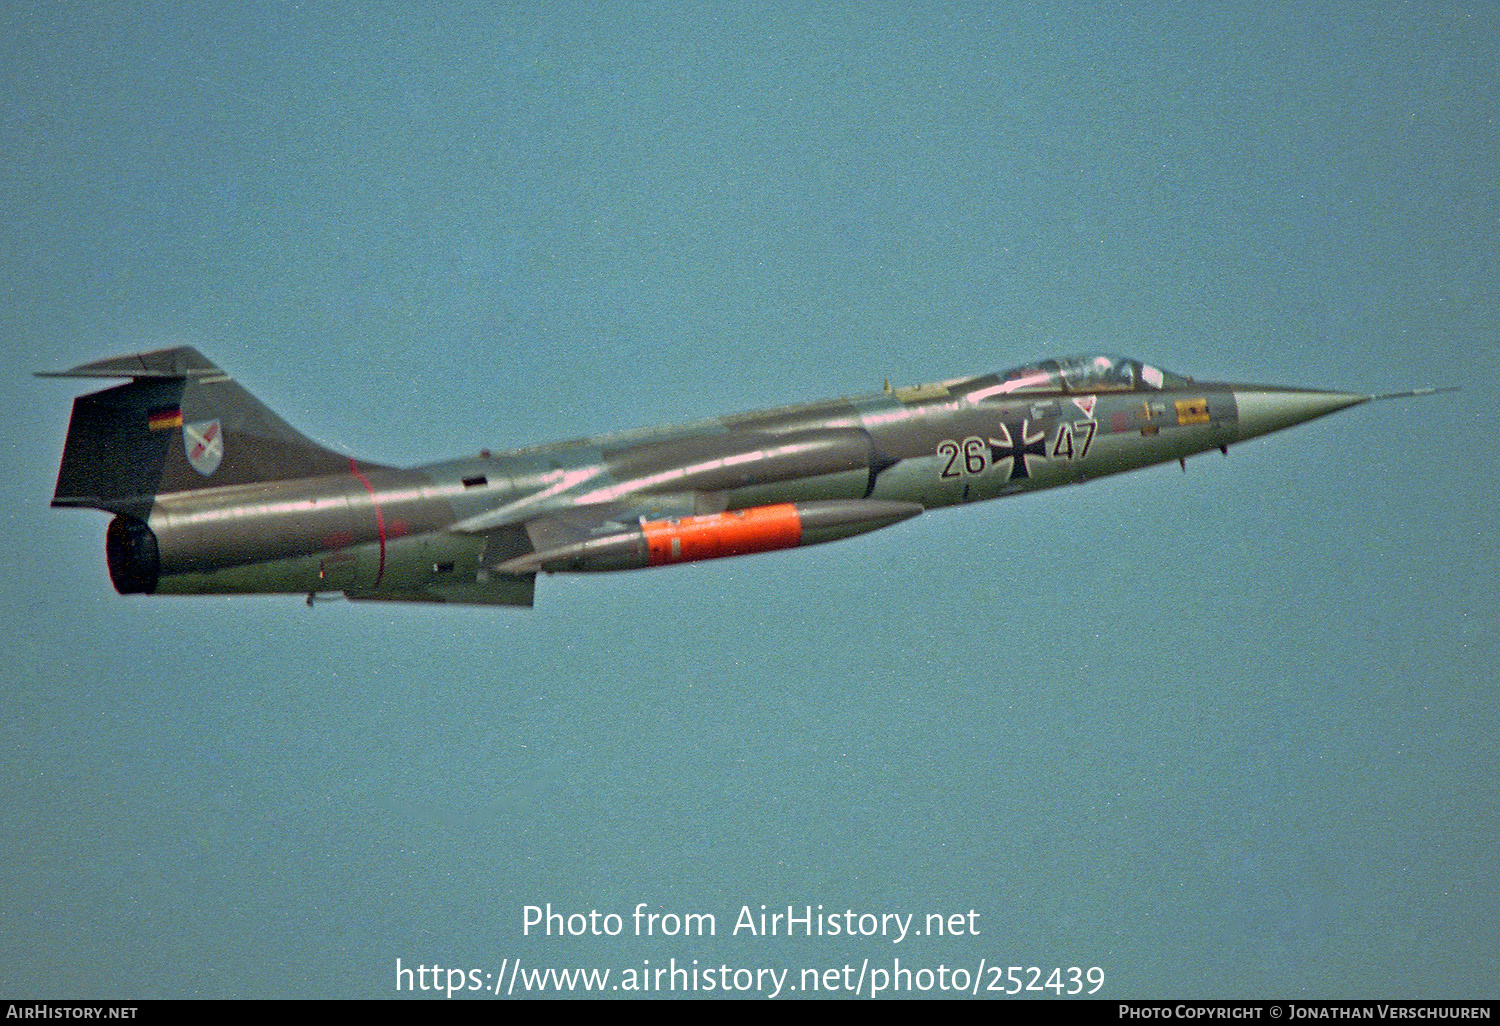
1232 388 1370 443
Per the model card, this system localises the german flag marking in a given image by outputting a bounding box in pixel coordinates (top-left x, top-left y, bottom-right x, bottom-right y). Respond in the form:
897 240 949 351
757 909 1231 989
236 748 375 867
147 406 183 431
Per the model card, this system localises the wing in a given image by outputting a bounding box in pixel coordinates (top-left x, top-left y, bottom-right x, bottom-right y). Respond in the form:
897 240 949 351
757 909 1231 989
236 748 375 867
451 425 918 578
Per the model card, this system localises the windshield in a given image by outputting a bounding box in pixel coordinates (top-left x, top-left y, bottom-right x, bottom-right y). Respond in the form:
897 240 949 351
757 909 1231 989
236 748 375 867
976 354 1188 397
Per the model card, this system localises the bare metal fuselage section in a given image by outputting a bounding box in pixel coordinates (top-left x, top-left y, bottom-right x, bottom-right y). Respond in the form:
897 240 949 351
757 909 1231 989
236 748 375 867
44 347 1405 607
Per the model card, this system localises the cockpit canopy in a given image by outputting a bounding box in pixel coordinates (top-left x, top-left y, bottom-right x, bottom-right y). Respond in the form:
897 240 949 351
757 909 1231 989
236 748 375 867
990 354 1191 395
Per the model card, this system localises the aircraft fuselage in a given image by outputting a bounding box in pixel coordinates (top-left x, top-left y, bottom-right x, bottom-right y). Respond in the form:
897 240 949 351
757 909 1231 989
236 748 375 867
44 348 1406 607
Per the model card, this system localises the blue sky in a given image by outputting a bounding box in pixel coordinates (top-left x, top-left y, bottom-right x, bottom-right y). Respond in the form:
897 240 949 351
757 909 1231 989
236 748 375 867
2 1 1496 999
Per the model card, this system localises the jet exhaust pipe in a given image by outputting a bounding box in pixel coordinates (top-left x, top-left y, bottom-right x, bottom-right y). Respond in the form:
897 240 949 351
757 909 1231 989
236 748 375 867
498 499 924 573
106 515 160 594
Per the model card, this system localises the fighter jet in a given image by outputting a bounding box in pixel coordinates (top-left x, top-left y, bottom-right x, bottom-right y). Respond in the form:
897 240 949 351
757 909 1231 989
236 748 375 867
40 346 1448 607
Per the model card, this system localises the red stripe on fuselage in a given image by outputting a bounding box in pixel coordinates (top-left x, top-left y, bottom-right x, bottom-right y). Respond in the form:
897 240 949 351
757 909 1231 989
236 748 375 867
348 458 386 586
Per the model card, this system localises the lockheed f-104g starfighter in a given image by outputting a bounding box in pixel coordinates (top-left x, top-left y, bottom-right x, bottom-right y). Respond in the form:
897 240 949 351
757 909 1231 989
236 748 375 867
41 346 1447 608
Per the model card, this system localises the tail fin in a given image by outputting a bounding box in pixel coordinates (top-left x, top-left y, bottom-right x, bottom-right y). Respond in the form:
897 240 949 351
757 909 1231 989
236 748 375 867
39 346 380 517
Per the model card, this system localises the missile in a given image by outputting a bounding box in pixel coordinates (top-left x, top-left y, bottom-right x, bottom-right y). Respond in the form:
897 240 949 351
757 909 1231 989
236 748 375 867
495 499 924 574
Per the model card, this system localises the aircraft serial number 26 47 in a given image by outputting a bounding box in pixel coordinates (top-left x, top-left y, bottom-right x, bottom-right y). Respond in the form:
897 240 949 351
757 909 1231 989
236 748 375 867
936 421 1097 478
